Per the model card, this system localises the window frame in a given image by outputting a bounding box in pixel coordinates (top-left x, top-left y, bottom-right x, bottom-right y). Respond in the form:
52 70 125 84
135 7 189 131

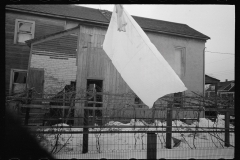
14 19 35 44
9 69 28 94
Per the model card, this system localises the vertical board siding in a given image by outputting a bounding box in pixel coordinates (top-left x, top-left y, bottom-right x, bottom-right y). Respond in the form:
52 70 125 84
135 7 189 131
75 25 135 124
28 68 44 97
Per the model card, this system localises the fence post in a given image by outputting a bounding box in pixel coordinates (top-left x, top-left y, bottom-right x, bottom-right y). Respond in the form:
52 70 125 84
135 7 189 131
63 88 65 118
224 99 230 147
147 132 157 159
166 104 172 149
215 82 218 109
82 100 89 153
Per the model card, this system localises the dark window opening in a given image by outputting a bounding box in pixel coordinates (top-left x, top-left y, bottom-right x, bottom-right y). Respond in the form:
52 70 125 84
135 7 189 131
14 72 27 83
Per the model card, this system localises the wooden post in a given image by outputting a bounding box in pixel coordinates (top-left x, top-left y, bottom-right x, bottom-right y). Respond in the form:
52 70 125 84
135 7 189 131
225 100 230 147
166 104 172 149
63 88 65 118
151 103 156 123
215 82 218 108
147 132 157 159
93 85 96 125
82 100 89 153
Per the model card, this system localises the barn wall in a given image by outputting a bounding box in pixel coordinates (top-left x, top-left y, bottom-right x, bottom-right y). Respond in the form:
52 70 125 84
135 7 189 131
5 11 65 93
75 25 206 102
76 25 134 95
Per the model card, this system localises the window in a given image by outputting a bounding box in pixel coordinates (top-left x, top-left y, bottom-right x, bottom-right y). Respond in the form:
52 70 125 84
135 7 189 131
9 69 27 94
14 19 35 44
14 71 27 83
173 47 186 78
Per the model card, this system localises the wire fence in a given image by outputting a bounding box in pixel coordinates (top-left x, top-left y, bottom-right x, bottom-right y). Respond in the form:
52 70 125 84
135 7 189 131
27 125 234 159
6 87 235 159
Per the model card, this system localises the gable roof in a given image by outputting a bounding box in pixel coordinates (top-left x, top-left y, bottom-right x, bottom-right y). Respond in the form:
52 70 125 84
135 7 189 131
100 9 210 40
6 5 210 40
205 75 220 84
6 5 109 24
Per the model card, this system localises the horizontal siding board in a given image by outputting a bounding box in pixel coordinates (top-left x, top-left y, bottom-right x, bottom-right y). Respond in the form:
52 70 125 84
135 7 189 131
6 12 65 26
33 34 78 56
5 11 67 94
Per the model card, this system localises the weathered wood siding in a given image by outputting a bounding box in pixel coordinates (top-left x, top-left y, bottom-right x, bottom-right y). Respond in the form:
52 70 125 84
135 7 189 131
28 68 44 97
75 25 135 125
33 35 78 57
5 11 65 93
76 25 133 94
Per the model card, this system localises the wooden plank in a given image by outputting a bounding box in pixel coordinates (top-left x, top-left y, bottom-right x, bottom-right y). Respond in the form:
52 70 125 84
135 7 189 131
22 104 211 111
28 68 44 98
75 27 89 125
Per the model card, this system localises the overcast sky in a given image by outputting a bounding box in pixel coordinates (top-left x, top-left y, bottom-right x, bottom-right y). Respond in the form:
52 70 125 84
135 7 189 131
79 5 235 82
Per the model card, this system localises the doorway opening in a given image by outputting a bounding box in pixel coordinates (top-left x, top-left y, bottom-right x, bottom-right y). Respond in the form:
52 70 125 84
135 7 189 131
86 79 103 125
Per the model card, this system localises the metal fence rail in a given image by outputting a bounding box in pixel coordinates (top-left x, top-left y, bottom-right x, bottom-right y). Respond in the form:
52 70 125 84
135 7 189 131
31 126 234 159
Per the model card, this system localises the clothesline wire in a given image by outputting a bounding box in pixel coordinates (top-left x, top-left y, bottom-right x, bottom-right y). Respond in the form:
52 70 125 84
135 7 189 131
205 51 234 55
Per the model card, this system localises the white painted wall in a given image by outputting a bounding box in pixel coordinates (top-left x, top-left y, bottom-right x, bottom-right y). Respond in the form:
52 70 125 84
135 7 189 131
146 32 206 95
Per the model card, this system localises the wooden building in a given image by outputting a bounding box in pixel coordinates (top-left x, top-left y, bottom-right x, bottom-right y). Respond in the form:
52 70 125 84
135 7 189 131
6 5 210 124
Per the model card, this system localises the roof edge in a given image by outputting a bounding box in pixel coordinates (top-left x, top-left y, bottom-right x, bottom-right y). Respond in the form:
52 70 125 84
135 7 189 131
7 6 210 41
143 27 210 41
6 7 109 25
25 25 80 47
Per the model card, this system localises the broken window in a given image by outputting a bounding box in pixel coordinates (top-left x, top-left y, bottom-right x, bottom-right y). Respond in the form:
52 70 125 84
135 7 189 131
13 71 27 83
14 19 35 44
10 70 27 94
